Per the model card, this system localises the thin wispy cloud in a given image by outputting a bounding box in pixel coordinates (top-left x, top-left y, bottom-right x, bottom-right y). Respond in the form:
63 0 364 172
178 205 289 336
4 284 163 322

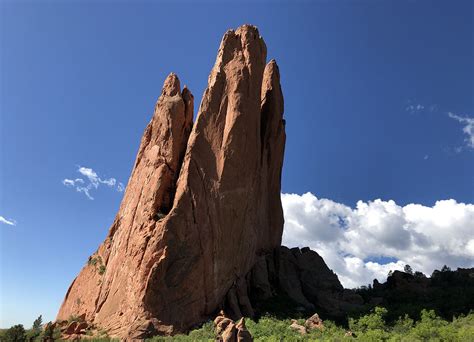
0 216 17 226
405 102 473 153
405 101 439 115
448 112 474 151
63 166 124 200
282 192 474 288
406 103 425 114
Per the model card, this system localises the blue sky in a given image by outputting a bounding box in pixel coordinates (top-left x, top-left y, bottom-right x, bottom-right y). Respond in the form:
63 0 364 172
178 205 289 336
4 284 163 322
1 0 473 328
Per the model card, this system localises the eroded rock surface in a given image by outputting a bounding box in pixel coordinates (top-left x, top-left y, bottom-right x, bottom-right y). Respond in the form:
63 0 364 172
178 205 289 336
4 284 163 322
214 313 253 342
241 247 362 321
57 25 285 339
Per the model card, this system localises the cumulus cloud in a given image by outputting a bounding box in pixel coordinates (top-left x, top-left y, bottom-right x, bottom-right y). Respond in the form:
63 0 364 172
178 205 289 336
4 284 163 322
448 112 474 150
63 166 124 200
282 192 474 288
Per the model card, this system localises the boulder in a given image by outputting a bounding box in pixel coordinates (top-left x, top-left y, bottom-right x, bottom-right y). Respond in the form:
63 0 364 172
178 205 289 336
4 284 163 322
74 321 88 334
216 317 234 336
64 321 78 335
305 313 324 331
221 322 237 342
289 320 306 335
236 318 253 342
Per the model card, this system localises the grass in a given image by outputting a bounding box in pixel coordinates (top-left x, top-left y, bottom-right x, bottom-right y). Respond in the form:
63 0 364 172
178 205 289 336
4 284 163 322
145 308 474 341
2 308 472 341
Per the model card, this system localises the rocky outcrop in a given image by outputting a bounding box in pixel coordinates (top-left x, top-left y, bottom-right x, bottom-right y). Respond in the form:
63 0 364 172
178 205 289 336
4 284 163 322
57 25 286 339
289 313 324 335
237 246 360 321
355 267 474 321
214 313 253 342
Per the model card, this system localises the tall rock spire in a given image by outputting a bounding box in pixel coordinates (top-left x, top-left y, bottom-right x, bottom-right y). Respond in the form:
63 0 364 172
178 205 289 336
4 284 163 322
57 25 285 339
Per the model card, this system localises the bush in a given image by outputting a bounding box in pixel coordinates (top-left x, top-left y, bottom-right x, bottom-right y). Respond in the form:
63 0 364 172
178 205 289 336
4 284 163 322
349 306 388 332
147 321 214 341
3 310 473 341
2 324 26 342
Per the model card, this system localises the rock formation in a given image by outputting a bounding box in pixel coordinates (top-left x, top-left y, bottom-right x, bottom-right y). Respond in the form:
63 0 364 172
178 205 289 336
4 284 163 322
360 267 474 321
57 25 286 339
244 246 362 321
214 313 253 342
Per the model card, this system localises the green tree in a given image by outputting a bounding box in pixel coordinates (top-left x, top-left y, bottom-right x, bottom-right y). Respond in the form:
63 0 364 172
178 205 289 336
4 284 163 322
26 315 43 341
32 315 42 330
349 306 388 332
404 264 413 275
3 324 26 342
441 265 451 272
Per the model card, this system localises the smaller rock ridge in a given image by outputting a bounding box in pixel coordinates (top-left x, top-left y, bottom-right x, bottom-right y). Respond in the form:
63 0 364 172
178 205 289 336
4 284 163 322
147 73 194 216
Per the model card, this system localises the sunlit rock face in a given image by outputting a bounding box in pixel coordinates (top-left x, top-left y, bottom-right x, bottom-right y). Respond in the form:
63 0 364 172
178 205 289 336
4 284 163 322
57 25 286 339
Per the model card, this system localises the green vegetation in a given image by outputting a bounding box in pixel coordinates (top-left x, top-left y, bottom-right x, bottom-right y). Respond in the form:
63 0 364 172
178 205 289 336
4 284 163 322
1 324 26 342
67 314 85 323
98 264 107 275
149 322 215 341
88 255 107 275
145 308 474 341
354 266 474 323
2 308 472 341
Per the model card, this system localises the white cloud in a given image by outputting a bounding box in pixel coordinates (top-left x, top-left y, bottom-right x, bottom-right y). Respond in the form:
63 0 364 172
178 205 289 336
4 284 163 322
63 166 124 200
62 179 76 187
78 167 117 188
406 103 425 114
282 192 474 288
448 112 474 150
0 216 17 226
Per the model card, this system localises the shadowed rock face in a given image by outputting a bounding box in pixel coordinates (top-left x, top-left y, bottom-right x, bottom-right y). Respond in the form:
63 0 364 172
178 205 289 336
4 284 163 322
245 247 358 321
57 25 286 339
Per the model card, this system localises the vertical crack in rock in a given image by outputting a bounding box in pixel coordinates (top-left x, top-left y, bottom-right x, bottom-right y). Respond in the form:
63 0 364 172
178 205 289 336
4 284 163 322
56 25 286 339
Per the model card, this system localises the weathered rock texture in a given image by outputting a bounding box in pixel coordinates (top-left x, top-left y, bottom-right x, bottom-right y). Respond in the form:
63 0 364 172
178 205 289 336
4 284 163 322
57 25 286 339
242 247 362 321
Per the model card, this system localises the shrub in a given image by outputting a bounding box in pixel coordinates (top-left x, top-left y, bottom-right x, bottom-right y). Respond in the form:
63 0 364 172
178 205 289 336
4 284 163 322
2 324 26 342
98 265 106 275
349 306 388 332
147 321 214 341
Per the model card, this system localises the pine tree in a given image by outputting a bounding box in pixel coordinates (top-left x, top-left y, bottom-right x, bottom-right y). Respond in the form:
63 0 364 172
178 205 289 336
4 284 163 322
32 315 43 331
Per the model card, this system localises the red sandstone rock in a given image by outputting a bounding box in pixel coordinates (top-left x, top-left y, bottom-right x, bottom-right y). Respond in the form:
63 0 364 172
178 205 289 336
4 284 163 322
221 322 237 342
305 313 324 331
74 321 89 334
215 315 253 342
65 321 78 335
236 318 253 342
57 25 285 339
289 320 307 335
